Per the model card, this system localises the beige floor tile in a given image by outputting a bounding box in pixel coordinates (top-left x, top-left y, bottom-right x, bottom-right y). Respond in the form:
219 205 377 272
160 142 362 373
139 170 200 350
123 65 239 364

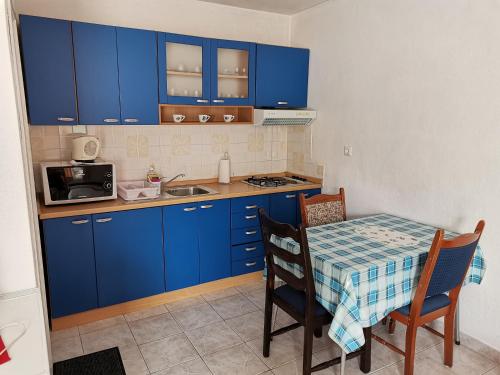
245 288 266 310
129 313 182 345
202 287 241 302
246 332 303 368
226 310 265 342
209 294 259 320
140 333 199 373
485 367 500 375
125 305 168 322
50 326 79 342
236 280 266 295
171 303 222 330
203 343 269 375
152 357 211 375
119 344 149 375
185 321 242 356
165 296 207 312
51 335 83 363
286 326 337 354
81 322 136 354
78 315 126 335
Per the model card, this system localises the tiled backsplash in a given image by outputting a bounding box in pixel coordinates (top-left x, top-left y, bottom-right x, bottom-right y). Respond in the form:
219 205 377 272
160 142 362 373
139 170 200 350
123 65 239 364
29 125 322 191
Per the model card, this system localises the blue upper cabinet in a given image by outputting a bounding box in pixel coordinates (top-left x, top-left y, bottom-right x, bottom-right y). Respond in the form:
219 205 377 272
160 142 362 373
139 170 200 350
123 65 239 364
72 22 122 125
43 216 97 318
256 44 310 108
93 208 165 307
210 40 255 106
19 16 78 125
116 27 158 124
197 200 231 283
158 33 211 105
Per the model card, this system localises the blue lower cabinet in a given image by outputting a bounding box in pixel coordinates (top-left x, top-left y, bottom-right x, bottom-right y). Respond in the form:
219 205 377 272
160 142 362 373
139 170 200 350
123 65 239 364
231 227 262 245
232 257 265 276
163 203 200 291
93 208 165 306
296 188 322 225
269 191 299 227
198 200 231 283
42 216 97 318
231 242 264 262
231 195 269 214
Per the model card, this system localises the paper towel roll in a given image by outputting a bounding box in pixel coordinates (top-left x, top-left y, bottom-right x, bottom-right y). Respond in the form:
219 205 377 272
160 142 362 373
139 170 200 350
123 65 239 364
218 158 231 184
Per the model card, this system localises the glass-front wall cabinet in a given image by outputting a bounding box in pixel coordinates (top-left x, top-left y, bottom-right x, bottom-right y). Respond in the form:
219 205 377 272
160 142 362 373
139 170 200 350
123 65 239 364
210 40 255 106
158 33 210 105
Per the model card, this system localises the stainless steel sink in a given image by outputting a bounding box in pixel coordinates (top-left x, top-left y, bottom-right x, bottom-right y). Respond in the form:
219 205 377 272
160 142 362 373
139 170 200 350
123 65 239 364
162 185 218 198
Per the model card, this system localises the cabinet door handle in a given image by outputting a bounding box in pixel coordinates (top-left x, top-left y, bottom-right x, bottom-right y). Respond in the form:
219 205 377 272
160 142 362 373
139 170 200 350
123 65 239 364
245 230 257 235
277 101 288 105
124 118 138 123
303 193 309 197
245 261 257 267
245 215 257 220
245 205 257 209
245 246 257 252
71 219 89 225
285 194 296 199
96 217 112 223
213 99 224 103
57 117 75 122
103 118 119 123
183 207 197 212
200 204 213 209
196 99 208 103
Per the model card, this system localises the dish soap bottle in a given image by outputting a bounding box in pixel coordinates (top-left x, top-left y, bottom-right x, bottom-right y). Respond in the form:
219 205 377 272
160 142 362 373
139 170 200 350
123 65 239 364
146 165 161 196
218 152 231 184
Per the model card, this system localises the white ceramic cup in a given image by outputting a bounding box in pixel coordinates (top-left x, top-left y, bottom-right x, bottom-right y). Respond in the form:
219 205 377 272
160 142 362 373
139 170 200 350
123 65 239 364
198 114 211 123
223 114 235 123
193 89 200 97
173 114 186 123
177 64 185 71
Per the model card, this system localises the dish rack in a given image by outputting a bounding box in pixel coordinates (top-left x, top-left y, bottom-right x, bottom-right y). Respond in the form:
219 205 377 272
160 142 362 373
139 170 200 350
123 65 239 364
117 181 160 201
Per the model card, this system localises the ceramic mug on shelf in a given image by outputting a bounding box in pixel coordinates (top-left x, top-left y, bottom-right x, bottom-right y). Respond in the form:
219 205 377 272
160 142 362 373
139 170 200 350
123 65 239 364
173 114 186 123
198 114 211 123
223 114 235 123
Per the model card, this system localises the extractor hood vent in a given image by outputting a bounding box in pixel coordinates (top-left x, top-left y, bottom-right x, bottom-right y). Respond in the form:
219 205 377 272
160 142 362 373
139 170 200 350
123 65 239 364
254 109 317 126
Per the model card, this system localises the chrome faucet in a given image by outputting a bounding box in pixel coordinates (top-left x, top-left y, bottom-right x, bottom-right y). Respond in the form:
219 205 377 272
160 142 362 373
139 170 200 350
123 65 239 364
161 173 186 186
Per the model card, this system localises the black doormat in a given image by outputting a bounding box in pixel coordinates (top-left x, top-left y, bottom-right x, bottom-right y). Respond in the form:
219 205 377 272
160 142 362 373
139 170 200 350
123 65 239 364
53 347 126 375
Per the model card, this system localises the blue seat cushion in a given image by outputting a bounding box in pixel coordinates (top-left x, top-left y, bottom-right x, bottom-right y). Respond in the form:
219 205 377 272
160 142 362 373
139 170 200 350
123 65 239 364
274 285 330 317
396 294 451 316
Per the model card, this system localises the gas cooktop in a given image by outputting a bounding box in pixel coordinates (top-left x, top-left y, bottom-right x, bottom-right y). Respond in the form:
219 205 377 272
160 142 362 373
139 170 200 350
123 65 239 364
242 175 312 188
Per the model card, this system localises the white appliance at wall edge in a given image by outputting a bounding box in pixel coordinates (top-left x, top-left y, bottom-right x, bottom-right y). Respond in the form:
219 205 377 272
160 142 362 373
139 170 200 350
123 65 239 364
254 109 316 126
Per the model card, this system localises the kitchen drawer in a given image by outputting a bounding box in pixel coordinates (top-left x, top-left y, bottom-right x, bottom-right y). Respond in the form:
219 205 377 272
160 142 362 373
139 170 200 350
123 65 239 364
231 210 260 229
232 256 265 276
231 227 261 245
231 195 269 214
232 242 264 261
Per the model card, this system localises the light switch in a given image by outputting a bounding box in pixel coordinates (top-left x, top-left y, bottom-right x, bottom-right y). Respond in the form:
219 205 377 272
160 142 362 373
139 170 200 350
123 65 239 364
344 145 353 157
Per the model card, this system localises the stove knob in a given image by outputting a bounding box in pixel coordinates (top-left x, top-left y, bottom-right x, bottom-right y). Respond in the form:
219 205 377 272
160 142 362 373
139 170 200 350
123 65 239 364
104 182 112 190
106 172 112 178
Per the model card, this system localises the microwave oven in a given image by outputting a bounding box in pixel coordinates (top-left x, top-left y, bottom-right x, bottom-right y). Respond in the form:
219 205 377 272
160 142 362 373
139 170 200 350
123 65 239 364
41 161 117 205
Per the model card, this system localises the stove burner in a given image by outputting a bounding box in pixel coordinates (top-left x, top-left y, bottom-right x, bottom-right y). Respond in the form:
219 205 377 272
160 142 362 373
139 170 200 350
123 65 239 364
245 176 299 188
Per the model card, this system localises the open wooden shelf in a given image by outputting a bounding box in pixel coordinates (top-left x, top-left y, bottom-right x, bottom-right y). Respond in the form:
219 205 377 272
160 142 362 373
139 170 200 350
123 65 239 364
159 104 254 125
218 74 248 79
166 70 202 77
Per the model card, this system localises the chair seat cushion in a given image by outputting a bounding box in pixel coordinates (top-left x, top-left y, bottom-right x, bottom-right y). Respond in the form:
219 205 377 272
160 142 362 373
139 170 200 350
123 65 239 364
274 285 330 317
396 294 451 316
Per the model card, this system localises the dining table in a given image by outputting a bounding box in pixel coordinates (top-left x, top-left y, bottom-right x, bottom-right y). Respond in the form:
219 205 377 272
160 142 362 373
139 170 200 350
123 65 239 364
271 213 486 371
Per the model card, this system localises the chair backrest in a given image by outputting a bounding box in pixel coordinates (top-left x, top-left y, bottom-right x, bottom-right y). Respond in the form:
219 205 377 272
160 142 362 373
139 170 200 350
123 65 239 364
410 220 485 318
299 188 346 228
259 208 316 300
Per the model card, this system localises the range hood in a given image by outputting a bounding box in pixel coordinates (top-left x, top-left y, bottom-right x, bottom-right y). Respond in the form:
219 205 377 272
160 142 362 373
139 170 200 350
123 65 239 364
254 109 317 126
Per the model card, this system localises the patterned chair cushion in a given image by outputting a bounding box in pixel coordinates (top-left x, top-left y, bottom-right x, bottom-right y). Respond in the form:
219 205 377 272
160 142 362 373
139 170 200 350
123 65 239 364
306 201 344 227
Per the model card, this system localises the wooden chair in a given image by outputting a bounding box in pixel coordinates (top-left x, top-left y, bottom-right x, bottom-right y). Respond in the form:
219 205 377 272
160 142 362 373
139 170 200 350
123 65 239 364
372 220 485 375
259 208 333 375
299 188 346 228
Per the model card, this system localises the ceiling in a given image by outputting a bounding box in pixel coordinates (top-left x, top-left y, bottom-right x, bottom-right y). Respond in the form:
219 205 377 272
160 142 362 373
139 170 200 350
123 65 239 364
197 0 329 15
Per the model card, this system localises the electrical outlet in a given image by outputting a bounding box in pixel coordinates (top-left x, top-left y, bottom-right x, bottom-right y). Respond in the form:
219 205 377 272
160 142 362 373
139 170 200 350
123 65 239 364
344 145 353 157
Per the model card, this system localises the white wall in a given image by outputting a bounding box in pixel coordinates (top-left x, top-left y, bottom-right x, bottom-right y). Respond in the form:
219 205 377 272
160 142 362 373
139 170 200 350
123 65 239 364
0 0 37 293
292 0 500 350
13 0 290 45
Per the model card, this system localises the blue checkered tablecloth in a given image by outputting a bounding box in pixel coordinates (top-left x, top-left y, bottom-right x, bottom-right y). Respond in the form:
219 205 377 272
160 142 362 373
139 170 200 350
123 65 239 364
270 213 485 354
